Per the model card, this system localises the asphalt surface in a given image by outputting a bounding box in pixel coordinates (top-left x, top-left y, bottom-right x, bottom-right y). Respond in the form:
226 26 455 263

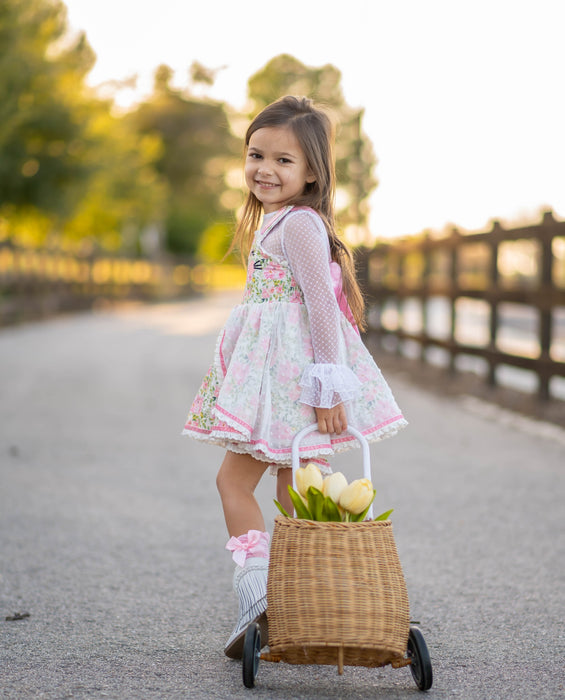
1 293 564 699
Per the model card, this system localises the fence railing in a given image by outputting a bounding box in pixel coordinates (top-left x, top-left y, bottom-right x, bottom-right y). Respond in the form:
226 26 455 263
0 240 246 325
4 213 565 402
357 210 565 401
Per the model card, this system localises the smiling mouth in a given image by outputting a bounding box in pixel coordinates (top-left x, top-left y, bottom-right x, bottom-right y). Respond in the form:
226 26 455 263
256 180 278 189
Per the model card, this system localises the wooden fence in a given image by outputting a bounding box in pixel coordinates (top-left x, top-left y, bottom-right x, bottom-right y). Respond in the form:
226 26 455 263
3 212 565 403
0 240 245 325
357 209 565 402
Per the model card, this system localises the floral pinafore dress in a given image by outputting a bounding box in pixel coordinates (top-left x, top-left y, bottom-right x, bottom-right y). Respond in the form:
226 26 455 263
183 206 407 468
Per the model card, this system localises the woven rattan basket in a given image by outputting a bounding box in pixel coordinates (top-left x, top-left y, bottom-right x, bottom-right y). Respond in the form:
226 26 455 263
266 515 410 671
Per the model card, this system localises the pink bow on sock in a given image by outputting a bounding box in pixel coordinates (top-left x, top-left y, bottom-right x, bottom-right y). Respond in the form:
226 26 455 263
225 530 270 567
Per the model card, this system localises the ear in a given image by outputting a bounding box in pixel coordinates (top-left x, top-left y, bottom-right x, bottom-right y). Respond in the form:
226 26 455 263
305 170 316 184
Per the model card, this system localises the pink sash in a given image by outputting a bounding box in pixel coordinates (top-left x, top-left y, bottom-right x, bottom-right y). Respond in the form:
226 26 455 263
330 261 360 334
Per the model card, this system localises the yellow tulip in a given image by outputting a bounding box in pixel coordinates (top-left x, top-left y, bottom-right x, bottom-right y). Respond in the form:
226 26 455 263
295 462 323 498
339 478 375 515
322 472 348 504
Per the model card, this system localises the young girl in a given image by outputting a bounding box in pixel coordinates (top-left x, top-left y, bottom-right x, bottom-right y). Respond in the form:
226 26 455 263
183 95 407 658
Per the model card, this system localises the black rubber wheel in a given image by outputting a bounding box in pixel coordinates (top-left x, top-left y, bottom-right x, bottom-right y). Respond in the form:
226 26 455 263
242 622 261 688
407 626 433 691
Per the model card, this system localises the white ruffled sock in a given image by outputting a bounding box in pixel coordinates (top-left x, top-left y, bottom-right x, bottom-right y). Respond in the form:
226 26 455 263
224 531 270 658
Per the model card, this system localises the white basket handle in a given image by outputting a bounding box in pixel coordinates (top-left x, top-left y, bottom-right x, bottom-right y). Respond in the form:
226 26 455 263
291 424 373 519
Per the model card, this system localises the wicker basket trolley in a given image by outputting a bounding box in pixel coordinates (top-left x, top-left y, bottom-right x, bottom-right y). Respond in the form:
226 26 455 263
241 424 433 691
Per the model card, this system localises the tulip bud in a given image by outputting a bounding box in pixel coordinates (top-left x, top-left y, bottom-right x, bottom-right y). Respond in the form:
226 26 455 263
339 478 375 515
322 472 348 504
295 462 323 498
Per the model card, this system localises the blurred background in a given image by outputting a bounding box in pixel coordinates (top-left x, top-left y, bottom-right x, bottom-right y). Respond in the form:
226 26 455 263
0 0 564 406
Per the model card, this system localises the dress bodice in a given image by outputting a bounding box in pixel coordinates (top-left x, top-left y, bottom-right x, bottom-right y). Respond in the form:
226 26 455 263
242 236 305 305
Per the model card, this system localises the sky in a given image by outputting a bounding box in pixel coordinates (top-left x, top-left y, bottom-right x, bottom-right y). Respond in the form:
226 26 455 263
63 0 565 240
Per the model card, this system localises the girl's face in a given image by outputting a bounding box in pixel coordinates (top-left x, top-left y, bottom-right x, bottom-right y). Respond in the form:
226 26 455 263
245 126 316 214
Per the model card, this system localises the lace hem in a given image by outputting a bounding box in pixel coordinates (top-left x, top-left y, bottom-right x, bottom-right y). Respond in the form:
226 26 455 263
299 363 362 408
268 457 332 477
183 416 408 469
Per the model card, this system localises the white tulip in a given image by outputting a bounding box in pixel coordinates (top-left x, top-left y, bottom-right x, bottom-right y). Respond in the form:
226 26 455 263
295 462 323 498
339 478 375 515
322 472 348 504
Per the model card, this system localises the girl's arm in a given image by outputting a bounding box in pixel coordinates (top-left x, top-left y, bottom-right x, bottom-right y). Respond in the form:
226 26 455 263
282 211 361 427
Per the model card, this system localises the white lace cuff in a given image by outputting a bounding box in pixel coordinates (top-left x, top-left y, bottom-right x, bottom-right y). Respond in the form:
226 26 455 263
299 364 362 408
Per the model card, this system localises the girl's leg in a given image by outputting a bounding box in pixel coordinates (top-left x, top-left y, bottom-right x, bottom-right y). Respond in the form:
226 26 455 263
216 451 268 537
276 467 293 516
217 451 270 659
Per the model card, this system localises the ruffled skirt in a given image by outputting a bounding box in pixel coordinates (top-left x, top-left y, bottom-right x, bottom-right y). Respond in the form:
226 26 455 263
183 302 407 465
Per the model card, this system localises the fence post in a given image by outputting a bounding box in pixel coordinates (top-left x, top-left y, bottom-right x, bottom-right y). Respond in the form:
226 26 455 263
397 246 406 357
448 228 459 374
421 235 430 363
538 211 555 400
487 220 502 387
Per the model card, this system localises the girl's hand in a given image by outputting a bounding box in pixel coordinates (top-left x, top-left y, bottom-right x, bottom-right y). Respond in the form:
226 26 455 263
315 403 348 435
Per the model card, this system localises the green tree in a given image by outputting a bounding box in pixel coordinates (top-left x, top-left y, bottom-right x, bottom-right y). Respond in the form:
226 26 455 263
62 107 167 254
247 54 378 235
0 0 167 252
0 0 96 217
132 65 240 256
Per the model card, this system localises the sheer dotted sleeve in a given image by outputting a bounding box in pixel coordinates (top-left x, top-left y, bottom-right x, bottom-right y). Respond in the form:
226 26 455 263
281 210 361 408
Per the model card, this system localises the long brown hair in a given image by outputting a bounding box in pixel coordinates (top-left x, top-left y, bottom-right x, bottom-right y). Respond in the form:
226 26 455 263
231 95 366 330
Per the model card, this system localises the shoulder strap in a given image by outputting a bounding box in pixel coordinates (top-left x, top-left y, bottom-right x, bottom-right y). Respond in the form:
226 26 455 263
259 205 294 240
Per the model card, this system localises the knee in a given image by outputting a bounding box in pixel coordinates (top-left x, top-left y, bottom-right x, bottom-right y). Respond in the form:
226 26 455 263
216 452 266 501
216 467 229 498
216 460 240 499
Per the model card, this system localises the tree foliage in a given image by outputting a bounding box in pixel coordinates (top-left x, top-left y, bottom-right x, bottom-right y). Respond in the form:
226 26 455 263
0 4 379 258
62 108 167 253
0 0 169 252
247 54 378 233
0 0 96 217
130 66 240 255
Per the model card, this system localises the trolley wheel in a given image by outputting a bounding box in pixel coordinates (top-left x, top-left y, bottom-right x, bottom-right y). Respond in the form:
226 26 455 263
407 626 433 691
242 622 261 688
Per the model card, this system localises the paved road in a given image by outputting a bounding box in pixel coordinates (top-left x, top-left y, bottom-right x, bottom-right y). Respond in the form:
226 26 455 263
1 294 564 699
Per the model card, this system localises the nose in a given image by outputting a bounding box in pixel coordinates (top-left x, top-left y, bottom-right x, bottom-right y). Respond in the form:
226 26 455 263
258 163 273 176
